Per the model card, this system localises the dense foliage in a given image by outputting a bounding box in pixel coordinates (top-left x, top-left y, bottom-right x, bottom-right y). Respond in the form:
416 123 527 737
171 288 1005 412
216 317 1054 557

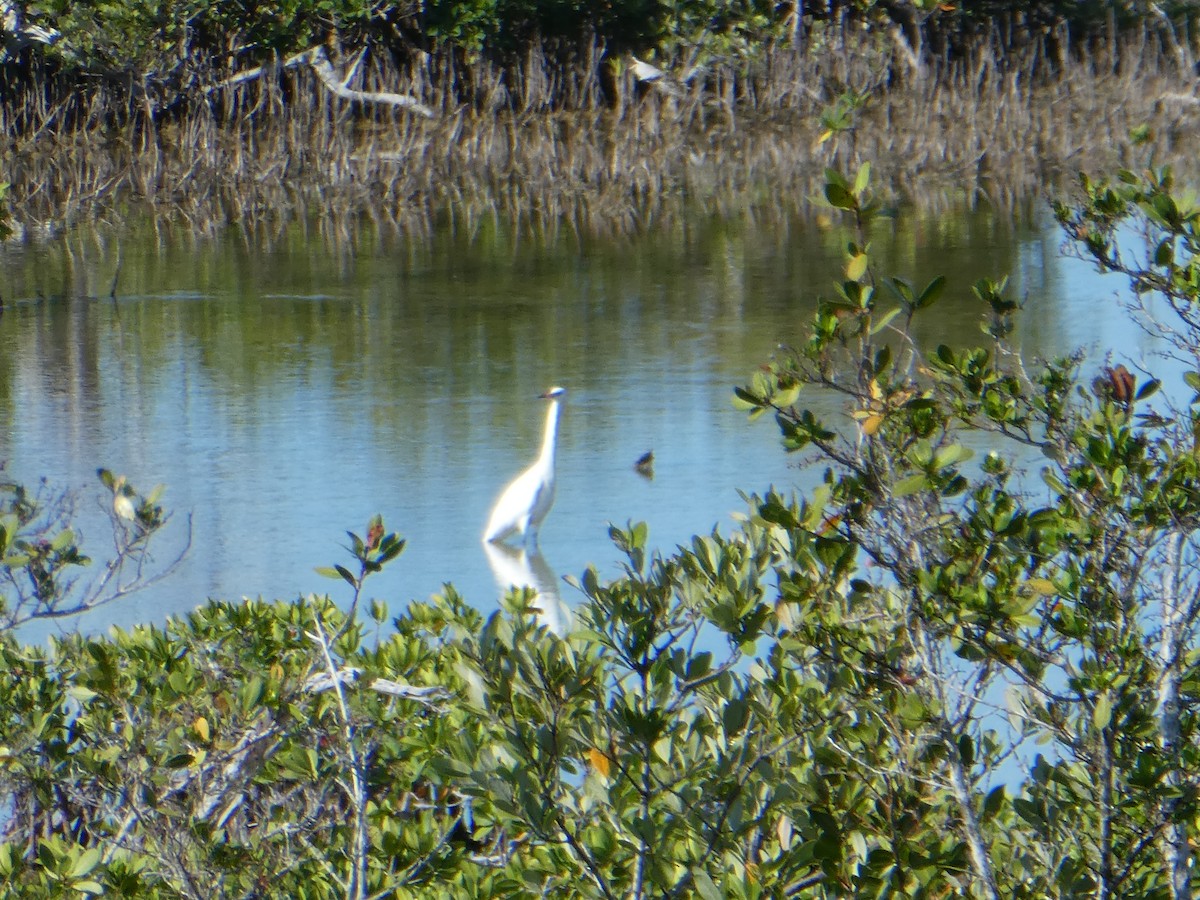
2 159 1200 898
5 0 1199 94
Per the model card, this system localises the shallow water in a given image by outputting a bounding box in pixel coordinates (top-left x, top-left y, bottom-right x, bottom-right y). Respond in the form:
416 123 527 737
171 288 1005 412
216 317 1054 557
0 202 1144 638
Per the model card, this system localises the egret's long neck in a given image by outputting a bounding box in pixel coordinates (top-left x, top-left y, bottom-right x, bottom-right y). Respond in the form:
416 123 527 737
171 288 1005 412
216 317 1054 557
538 400 561 471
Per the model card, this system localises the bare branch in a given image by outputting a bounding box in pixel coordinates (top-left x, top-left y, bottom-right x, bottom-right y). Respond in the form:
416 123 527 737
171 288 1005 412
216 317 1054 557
206 46 435 119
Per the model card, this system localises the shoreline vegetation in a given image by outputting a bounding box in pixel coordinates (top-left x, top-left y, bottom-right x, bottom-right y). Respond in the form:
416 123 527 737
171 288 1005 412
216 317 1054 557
3 2 1200 239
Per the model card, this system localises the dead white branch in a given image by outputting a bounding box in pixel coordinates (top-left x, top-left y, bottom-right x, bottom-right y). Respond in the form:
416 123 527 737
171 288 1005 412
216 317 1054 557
1149 1 1192 71
305 46 435 118
304 665 451 706
1159 91 1200 106
305 665 363 694
370 679 452 703
160 713 286 823
207 45 435 119
307 614 369 900
630 55 684 98
888 24 925 79
1 1 60 60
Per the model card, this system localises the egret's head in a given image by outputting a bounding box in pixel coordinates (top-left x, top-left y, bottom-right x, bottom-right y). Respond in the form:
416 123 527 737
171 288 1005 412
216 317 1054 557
540 386 567 400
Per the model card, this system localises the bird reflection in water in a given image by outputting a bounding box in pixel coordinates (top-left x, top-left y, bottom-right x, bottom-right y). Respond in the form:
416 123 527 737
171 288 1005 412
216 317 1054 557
483 540 571 636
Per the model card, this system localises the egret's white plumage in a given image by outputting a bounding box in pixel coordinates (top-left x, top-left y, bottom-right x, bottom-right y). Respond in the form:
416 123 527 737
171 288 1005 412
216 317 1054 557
483 386 566 546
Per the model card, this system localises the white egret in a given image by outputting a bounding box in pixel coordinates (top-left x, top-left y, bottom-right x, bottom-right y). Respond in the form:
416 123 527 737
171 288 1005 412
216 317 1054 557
483 386 566 547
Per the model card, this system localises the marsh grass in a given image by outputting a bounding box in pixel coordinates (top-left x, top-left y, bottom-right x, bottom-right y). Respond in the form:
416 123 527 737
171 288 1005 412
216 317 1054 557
2 24 1198 241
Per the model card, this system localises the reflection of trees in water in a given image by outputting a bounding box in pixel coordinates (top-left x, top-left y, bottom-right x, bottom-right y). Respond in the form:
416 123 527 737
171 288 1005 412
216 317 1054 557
483 541 570 636
0 205 1102 632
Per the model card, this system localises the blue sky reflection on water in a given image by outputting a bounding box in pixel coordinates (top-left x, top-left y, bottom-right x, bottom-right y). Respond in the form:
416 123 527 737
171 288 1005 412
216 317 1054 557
0 203 1163 645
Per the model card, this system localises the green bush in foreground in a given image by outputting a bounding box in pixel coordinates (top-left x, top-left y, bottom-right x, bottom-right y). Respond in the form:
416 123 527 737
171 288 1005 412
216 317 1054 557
4 160 1200 897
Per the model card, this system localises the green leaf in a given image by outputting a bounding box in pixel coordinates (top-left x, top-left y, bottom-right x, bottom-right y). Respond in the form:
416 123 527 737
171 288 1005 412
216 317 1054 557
50 529 76 552
774 384 801 408
848 829 869 862
1041 470 1068 495
692 868 723 900
379 537 406 563
846 252 868 281
824 167 850 190
933 444 974 470
239 676 264 710
888 277 914 304
37 842 59 870
732 386 761 410
853 162 871 195
1021 578 1057 597
870 307 902 335
168 671 191 694
825 182 855 211
722 697 748 737
894 474 928 497
982 785 1006 820
917 274 946 308
958 733 974 767
1093 693 1113 731
69 848 100 879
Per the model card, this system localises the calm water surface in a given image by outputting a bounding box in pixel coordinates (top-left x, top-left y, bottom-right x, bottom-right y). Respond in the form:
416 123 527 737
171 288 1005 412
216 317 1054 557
0 203 1143 637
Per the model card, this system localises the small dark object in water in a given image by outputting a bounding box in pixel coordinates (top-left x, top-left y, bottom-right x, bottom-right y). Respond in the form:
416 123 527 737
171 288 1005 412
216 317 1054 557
634 451 654 478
